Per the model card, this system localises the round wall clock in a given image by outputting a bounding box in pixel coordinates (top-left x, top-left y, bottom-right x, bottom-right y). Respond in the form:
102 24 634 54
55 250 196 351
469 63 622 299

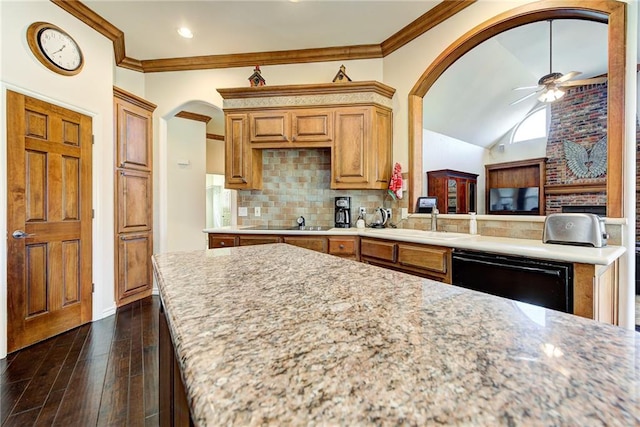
27 22 84 76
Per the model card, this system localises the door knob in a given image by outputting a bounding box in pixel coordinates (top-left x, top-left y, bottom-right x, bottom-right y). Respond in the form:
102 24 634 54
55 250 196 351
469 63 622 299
12 230 34 239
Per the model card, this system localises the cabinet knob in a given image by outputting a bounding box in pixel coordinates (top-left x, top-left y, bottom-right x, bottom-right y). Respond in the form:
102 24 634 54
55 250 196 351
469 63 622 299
220 242 225 246
339 244 345 249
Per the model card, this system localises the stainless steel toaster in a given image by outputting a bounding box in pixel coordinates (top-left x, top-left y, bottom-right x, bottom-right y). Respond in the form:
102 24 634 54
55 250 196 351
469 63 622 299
543 213 608 247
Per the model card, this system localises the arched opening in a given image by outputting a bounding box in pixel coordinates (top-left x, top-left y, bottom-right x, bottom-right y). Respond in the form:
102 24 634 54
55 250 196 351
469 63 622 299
408 0 626 218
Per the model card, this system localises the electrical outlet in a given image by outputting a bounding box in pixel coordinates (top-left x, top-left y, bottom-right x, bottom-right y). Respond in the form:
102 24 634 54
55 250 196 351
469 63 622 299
385 208 392 221
401 208 408 219
359 207 366 215
254 207 261 217
238 207 248 217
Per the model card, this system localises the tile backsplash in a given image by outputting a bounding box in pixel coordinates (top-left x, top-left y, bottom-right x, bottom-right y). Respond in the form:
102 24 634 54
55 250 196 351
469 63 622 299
236 148 389 227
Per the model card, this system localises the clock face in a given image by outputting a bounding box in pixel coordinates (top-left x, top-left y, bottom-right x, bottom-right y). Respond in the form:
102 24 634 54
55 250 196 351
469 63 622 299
38 28 82 71
27 22 84 76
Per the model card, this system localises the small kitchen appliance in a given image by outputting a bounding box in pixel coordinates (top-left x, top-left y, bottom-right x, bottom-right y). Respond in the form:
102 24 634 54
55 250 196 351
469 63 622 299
371 207 391 228
334 196 351 228
543 213 608 248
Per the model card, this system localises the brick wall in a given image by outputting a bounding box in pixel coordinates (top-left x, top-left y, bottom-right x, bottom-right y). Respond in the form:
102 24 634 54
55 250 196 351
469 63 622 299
545 83 608 213
236 149 388 227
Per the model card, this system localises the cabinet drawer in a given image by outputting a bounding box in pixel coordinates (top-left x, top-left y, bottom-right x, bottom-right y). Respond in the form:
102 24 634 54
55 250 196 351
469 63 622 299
360 238 397 262
328 237 356 256
208 235 237 249
283 236 327 253
239 235 281 246
398 244 449 274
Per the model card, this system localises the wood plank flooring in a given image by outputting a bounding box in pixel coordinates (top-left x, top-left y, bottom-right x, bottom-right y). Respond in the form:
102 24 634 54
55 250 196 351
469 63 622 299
1 296 160 426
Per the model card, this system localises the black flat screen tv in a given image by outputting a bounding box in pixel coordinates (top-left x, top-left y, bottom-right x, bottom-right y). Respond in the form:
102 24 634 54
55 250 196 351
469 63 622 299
489 187 539 214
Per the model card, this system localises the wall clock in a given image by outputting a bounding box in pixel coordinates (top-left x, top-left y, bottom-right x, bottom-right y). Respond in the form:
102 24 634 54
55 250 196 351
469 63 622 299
26 22 84 76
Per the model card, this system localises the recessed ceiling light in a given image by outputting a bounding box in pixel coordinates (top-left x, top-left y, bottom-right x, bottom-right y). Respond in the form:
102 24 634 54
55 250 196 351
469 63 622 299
177 27 193 39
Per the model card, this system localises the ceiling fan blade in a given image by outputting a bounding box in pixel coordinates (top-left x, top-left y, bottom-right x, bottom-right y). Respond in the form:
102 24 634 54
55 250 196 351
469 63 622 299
559 76 608 87
510 90 540 106
513 85 542 91
555 71 581 83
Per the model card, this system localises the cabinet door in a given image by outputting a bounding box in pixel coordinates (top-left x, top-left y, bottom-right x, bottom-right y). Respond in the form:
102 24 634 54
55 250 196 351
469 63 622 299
239 235 281 246
332 107 370 186
117 231 153 304
226 113 259 189
114 97 152 171
117 169 152 233
250 112 290 143
398 244 449 274
291 109 333 144
360 238 397 262
283 236 327 253
371 107 392 187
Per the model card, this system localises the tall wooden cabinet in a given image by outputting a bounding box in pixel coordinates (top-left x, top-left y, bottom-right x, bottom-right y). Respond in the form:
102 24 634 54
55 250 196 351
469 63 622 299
427 169 478 214
114 87 156 307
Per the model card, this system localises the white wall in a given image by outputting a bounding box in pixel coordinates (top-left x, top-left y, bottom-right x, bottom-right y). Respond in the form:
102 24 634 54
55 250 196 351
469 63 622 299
485 136 547 165
166 117 208 251
0 0 116 358
207 139 225 175
423 130 487 213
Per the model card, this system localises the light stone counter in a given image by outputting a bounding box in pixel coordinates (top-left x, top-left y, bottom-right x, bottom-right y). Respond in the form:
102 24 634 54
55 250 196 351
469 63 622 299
153 244 638 426
203 226 625 265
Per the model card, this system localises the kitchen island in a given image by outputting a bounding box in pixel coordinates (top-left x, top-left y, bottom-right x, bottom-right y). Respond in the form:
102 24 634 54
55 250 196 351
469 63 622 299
153 244 638 426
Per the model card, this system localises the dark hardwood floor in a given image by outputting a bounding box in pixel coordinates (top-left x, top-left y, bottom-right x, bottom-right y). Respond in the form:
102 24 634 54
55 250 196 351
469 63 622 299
1 296 160 426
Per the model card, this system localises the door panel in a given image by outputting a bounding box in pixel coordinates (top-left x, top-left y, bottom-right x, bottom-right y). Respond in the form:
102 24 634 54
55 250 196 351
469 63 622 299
117 169 152 233
6 90 92 353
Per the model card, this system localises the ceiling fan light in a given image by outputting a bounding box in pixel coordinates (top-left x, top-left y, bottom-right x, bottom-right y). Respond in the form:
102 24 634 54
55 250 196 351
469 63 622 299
538 87 565 103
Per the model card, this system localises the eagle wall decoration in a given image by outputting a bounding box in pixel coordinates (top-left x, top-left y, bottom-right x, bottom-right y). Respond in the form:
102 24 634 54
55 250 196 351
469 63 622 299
563 136 607 179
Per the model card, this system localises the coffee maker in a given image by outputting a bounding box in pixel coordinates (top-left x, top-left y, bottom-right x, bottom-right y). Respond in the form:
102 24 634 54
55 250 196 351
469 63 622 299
334 196 351 228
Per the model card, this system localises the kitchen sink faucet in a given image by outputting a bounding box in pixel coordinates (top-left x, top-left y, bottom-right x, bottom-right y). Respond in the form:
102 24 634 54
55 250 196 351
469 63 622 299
431 207 439 231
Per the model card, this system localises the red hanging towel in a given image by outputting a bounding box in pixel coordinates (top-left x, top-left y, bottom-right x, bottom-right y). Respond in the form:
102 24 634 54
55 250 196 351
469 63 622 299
388 162 403 200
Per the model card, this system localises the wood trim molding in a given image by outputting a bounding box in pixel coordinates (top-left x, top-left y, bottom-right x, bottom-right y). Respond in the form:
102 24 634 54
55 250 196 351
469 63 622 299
113 86 157 112
407 0 626 218
141 45 383 73
545 183 607 195
218 81 396 100
175 111 211 123
381 0 477 56
206 133 224 141
53 0 474 73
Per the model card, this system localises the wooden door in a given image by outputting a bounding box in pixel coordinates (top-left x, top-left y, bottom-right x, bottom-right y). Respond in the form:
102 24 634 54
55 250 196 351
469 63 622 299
6 90 92 353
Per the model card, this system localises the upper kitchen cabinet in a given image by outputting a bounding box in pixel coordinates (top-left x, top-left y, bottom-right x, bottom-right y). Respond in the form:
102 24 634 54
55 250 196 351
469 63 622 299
332 105 392 189
218 81 395 190
250 109 333 145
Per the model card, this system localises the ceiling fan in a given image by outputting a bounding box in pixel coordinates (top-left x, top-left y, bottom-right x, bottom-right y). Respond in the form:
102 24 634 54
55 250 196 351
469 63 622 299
510 20 608 105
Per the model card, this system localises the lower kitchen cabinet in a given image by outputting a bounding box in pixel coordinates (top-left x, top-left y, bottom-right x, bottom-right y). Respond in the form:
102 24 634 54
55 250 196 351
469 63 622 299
574 261 619 324
208 234 238 248
239 235 282 246
328 237 359 260
159 301 193 427
360 238 452 283
283 236 328 253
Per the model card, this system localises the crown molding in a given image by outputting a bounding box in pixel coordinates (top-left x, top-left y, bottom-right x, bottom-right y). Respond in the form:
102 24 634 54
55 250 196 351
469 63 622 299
53 0 475 73
113 86 157 112
206 133 225 141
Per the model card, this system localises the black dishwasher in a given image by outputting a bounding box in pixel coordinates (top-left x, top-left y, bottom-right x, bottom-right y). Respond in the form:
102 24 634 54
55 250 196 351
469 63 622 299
452 249 573 313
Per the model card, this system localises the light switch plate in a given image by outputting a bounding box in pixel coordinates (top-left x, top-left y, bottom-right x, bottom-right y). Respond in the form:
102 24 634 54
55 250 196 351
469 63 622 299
254 207 261 217
238 207 248 217
401 208 408 219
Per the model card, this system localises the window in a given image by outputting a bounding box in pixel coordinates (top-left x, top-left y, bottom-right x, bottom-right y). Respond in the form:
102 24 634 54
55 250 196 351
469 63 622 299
511 107 549 143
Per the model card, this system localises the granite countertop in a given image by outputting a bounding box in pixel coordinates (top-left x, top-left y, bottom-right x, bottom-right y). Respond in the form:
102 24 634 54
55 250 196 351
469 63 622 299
203 226 626 266
153 244 639 426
